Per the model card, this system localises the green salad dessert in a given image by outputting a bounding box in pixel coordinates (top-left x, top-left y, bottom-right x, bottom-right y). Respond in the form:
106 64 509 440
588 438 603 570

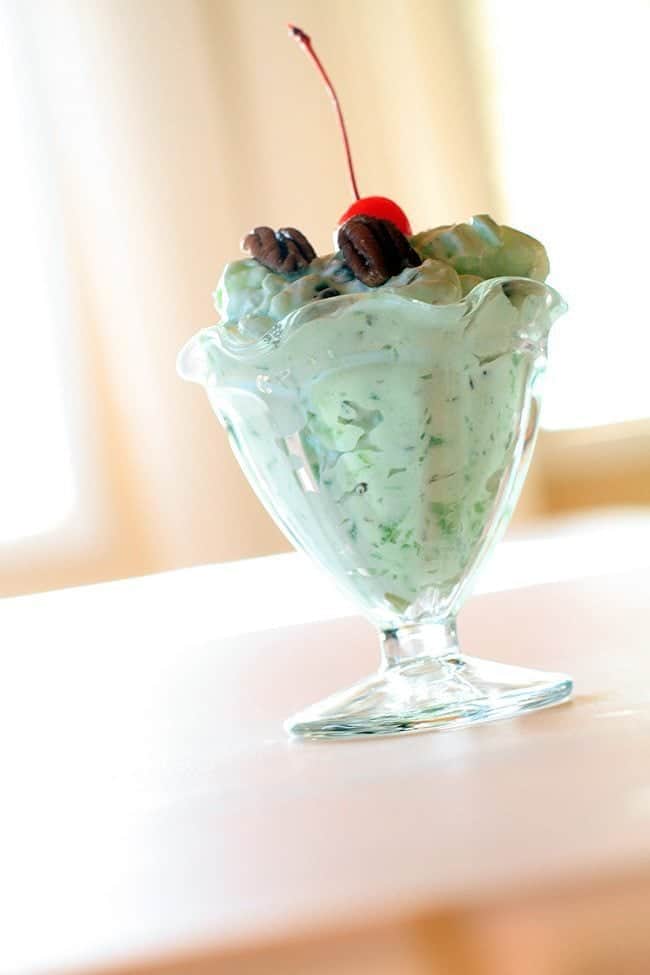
188 213 553 626
178 22 572 739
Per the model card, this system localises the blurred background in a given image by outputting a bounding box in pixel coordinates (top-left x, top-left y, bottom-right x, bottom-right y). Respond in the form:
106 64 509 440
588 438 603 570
1 0 648 597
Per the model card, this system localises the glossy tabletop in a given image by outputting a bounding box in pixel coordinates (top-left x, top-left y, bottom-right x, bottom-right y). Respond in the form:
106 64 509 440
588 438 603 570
2 511 650 975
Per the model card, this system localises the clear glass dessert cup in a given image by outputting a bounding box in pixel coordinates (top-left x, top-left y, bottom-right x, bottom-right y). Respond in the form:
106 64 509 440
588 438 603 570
179 277 572 738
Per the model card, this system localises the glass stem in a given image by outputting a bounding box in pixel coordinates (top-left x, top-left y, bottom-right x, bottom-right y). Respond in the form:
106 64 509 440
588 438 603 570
380 618 460 670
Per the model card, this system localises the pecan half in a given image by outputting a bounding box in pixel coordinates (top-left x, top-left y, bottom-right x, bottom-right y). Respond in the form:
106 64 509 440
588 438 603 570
241 226 316 275
337 215 421 287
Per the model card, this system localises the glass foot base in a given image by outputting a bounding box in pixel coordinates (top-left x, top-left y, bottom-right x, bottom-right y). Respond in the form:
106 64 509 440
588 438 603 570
285 654 573 739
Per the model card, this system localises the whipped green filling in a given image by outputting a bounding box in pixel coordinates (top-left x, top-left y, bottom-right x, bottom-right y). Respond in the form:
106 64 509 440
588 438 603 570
199 282 554 627
214 215 549 342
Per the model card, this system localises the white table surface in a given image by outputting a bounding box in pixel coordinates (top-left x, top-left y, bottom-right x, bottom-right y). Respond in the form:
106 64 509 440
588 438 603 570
2 511 650 975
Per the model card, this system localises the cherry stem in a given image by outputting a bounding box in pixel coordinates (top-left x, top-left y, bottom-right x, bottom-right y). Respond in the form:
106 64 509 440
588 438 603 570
289 24 361 201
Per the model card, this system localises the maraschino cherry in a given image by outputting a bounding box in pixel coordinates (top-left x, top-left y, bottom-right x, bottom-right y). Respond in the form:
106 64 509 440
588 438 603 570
288 25 412 237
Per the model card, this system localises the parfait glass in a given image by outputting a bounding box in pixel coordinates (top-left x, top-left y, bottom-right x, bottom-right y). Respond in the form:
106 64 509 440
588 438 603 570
178 277 572 738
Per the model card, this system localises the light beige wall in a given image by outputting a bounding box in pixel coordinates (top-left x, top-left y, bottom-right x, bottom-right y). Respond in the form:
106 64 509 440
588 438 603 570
2 0 542 596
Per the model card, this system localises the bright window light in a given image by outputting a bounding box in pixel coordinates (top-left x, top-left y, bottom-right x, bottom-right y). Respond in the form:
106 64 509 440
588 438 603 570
474 0 650 430
0 6 76 542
